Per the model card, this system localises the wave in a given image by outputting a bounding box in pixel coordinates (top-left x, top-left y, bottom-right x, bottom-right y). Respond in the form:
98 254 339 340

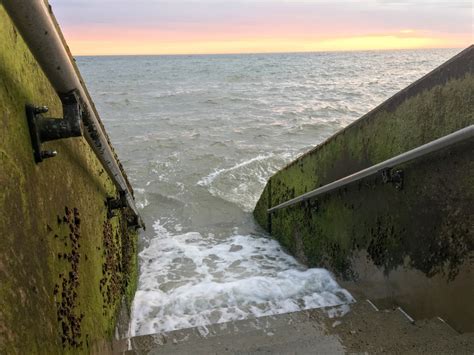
197 154 274 188
196 154 284 211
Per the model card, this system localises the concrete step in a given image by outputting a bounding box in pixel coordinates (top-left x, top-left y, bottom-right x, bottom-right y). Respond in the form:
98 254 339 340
124 305 349 355
328 300 473 354
122 301 474 354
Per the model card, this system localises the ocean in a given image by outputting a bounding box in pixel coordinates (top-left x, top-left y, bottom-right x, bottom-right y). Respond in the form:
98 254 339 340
76 48 460 336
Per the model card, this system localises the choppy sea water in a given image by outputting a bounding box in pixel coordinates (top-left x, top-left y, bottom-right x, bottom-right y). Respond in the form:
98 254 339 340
77 48 459 336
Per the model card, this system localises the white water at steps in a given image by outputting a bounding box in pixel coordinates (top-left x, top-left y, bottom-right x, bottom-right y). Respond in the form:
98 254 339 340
130 221 353 336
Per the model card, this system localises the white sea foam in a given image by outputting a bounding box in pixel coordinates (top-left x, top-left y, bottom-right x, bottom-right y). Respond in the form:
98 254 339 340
130 221 354 336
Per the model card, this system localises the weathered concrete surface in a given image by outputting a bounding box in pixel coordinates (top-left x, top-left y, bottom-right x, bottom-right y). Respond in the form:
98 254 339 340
254 46 474 332
0 6 138 354
125 301 474 354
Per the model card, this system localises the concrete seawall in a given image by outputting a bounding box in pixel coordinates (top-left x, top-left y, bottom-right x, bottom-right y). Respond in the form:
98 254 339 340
254 46 474 333
0 6 139 353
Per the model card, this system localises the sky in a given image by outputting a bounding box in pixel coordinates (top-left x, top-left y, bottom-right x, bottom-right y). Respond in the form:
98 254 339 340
49 0 473 55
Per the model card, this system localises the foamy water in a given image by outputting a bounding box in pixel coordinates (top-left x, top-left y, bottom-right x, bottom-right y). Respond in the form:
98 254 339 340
76 49 460 337
130 221 353 335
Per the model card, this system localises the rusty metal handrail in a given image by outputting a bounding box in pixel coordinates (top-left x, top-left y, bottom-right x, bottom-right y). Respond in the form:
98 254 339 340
3 0 144 228
268 125 474 213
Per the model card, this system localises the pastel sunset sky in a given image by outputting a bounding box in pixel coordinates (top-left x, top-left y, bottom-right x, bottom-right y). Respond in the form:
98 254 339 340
50 0 473 55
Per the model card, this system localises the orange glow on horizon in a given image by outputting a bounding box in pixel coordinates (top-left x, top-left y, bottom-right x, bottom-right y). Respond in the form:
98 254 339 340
64 31 470 56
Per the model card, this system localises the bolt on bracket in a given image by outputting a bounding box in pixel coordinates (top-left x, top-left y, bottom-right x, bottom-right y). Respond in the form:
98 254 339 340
381 168 404 191
106 192 145 230
127 214 142 230
304 199 319 211
107 190 127 219
26 91 83 163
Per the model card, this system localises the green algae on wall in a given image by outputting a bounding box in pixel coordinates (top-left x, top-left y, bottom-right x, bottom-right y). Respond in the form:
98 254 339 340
254 46 474 332
0 6 138 354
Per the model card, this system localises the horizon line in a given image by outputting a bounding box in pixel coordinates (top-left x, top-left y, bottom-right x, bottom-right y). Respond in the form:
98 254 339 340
73 46 465 58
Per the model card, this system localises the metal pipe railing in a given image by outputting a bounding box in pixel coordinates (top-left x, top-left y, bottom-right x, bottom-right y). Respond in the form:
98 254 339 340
268 125 474 213
3 0 144 228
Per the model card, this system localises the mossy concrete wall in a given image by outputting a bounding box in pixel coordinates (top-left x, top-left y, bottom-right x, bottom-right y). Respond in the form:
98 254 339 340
0 6 138 354
254 46 474 332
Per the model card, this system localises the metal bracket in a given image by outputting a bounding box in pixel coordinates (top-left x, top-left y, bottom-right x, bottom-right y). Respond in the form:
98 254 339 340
106 192 145 230
26 91 83 163
304 199 319 211
127 214 142 230
107 191 127 219
381 168 404 191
